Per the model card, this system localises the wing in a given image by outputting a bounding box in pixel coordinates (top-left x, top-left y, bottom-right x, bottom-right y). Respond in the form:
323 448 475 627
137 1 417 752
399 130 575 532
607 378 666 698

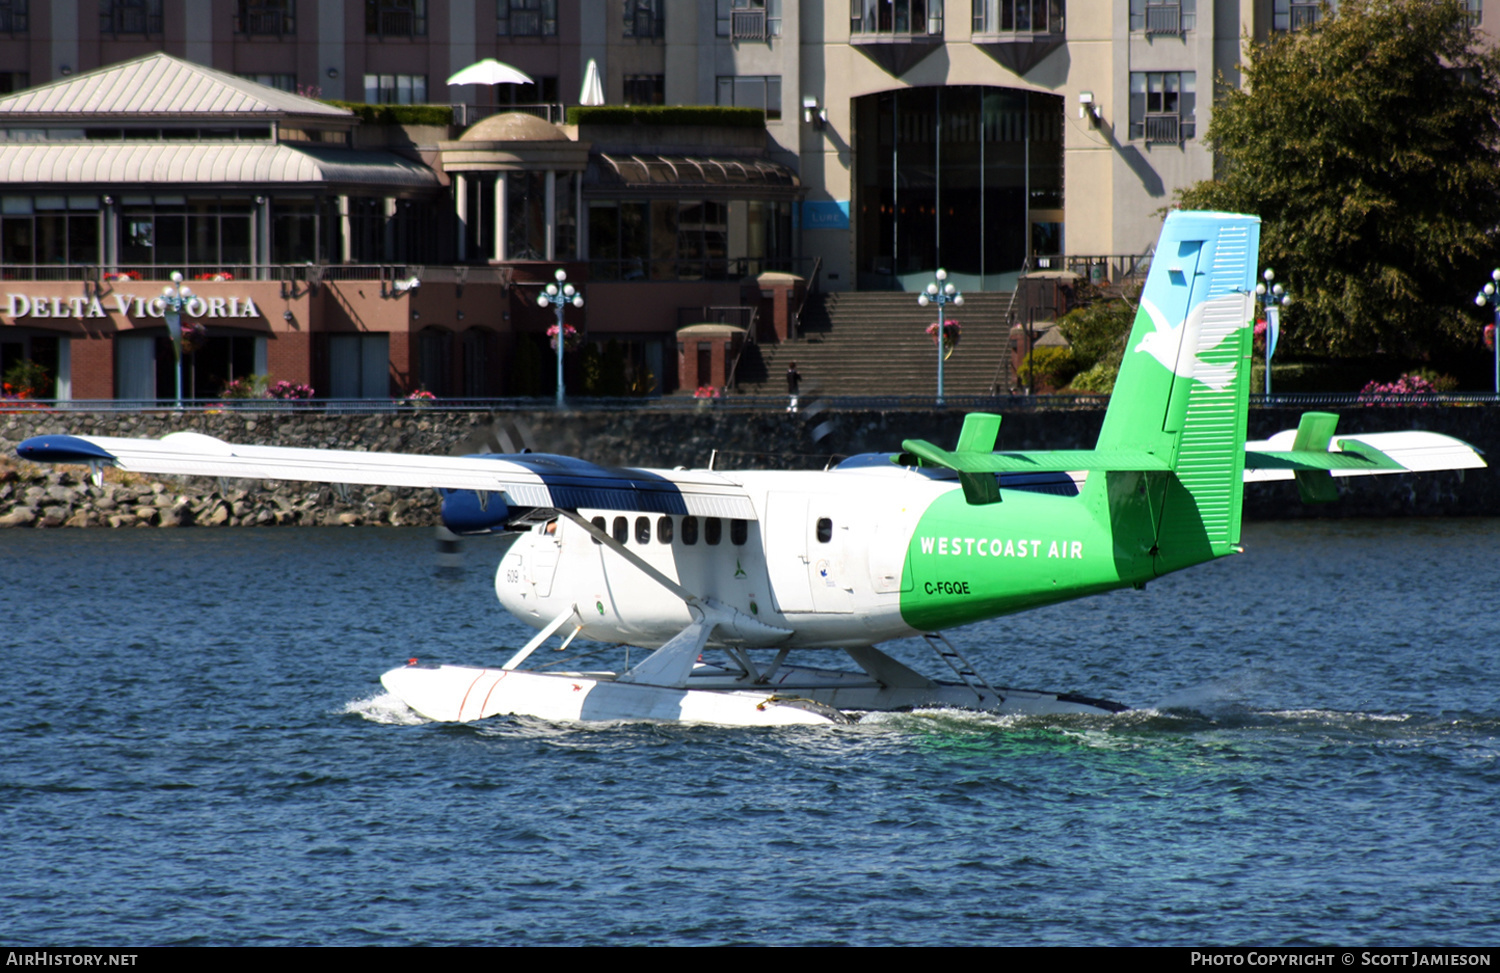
1244 429 1486 481
15 432 757 520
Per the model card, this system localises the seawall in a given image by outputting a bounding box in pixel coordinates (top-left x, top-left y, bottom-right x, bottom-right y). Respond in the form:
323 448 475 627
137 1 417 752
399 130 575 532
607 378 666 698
1 404 1493 528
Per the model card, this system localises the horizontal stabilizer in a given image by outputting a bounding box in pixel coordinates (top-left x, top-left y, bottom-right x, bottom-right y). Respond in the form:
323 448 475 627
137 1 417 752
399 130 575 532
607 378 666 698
1245 430 1485 482
901 439 1172 475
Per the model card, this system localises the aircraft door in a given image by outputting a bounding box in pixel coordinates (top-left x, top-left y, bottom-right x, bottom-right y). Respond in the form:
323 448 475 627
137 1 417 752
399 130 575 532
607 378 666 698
806 510 853 614
527 522 561 597
765 494 815 613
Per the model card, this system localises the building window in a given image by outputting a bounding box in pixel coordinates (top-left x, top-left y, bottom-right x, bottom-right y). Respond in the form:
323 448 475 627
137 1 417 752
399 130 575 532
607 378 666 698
624 0 662 37
1272 0 1326 31
364 74 428 104
493 76 559 106
974 0 1063 34
236 0 295 34
1129 72 1195 144
100 0 163 34
1129 0 1193 34
0 195 101 271
498 0 557 36
0 72 29 94
238 73 297 92
850 0 942 36
717 0 781 39
716 75 781 120
623 74 664 105
366 0 426 37
0 0 28 32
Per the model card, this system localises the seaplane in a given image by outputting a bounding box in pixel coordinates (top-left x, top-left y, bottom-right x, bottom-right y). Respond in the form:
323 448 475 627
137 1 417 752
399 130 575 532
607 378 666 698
17 211 1486 727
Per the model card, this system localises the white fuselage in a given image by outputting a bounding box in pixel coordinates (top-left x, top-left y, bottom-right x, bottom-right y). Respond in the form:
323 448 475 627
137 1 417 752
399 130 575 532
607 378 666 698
493 466 951 650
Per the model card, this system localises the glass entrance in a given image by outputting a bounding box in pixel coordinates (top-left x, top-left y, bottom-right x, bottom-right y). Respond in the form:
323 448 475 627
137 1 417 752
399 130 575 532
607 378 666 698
853 85 1063 291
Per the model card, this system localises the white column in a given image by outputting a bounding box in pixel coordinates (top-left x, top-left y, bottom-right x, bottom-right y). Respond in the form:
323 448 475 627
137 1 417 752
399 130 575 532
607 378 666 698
384 197 397 261
494 173 508 262
544 170 557 261
338 195 351 263
455 174 468 261
56 339 72 401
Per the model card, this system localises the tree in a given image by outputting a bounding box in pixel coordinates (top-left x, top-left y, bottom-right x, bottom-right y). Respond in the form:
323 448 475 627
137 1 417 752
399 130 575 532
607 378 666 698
1177 0 1500 358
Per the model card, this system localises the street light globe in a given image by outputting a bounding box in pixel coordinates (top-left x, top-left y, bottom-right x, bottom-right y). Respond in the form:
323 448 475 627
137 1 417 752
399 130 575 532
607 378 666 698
171 271 183 284
1263 269 1274 282
563 284 575 297
918 294 930 307
1491 268 1499 283
546 283 558 296
935 269 948 281
572 295 584 308
1256 283 1266 296
163 286 175 297
555 268 567 282
537 294 550 307
1486 283 1495 297
943 283 956 296
1272 283 1284 298
925 283 938 296
953 294 964 307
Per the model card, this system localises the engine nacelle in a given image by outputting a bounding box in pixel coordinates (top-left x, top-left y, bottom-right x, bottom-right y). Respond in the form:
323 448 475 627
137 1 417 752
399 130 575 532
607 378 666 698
439 490 512 535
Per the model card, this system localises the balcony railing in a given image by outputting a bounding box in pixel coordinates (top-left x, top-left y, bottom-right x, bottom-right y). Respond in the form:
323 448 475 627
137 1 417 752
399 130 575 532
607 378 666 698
1144 114 1181 145
239 10 293 35
731 9 766 39
1145 5 1181 34
102 9 163 34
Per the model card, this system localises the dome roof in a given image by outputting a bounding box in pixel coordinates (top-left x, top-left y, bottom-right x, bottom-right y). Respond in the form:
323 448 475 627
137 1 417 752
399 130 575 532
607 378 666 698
460 112 571 143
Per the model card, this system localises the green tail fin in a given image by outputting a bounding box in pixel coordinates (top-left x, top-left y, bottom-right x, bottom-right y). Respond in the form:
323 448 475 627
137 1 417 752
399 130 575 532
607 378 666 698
1094 211 1260 576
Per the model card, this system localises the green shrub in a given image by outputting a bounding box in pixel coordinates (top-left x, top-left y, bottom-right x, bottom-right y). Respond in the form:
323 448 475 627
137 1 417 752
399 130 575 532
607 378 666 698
1020 346 1078 391
1068 359 1119 394
1056 294 1137 372
323 101 454 126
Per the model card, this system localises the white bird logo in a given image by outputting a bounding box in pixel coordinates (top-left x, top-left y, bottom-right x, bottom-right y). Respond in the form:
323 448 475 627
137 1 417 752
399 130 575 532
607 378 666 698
1134 294 1249 393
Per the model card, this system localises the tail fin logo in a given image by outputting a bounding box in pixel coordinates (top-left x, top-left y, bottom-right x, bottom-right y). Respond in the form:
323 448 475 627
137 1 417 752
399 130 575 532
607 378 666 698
1134 294 1249 393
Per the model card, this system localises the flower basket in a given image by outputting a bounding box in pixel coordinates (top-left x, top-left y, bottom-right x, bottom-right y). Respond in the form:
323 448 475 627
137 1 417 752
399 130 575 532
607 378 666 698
547 323 580 351
404 389 437 408
926 319 961 360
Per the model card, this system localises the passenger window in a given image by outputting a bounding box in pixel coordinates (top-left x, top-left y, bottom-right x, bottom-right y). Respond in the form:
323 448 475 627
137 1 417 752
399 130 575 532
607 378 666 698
612 516 628 543
817 517 832 543
681 515 698 545
657 516 674 544
731 519 747 545
591 516 605 545
635 516 651 544
705 517 722 545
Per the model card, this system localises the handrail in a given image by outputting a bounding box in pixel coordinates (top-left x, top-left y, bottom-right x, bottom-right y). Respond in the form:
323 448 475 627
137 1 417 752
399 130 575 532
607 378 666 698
792 255 824 339
9 392 1496 416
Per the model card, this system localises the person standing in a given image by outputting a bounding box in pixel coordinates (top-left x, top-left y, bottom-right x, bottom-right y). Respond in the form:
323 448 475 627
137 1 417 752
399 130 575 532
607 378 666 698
786 361 801 412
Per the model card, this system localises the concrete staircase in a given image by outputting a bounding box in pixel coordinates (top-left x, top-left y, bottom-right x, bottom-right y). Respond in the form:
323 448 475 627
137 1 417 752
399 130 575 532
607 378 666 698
732 291 1017 398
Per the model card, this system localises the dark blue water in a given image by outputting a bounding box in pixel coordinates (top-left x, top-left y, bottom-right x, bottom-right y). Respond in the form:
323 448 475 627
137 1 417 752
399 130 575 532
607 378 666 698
3 520 1498 946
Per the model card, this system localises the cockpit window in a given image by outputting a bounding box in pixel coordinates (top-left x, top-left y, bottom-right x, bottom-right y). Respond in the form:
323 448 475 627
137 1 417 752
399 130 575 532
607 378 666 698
635 516 651 545
656 516 674 544
816 517 833 543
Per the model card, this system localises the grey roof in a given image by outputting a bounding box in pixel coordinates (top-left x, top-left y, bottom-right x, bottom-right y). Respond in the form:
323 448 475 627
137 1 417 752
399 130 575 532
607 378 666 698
0 143 439 190
0 52 351 119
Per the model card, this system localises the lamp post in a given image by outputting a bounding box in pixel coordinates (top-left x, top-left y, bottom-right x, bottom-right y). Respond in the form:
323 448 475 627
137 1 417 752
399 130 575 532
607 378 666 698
917 268 963 406
1255 268 1290 397
537 267 583 407
1473 268 1500 396
158 272 194 409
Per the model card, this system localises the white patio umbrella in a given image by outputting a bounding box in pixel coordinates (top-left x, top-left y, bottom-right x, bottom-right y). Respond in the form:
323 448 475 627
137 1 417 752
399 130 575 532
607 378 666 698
447 58 534 87
579 58 605 106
